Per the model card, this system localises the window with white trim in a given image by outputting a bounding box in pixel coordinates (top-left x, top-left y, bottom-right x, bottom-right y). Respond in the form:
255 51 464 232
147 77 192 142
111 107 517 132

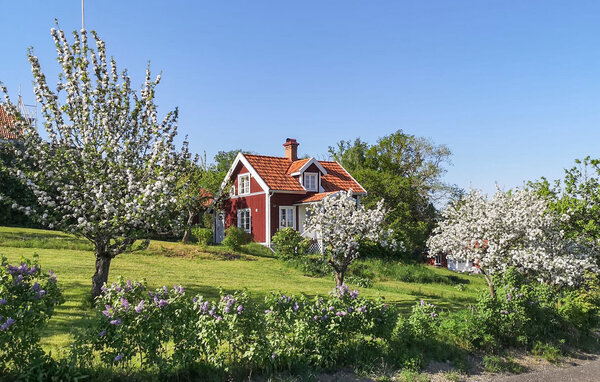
303 172 318 191
230 185 236 197
237 208 251 233
279 206 295 229
238 174 250 195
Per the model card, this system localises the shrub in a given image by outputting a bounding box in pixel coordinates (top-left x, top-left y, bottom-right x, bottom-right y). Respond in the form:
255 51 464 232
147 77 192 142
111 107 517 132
222 226 250 251
558 272 600 332
271 228 309 260
192 227 213 247
0 255 64 374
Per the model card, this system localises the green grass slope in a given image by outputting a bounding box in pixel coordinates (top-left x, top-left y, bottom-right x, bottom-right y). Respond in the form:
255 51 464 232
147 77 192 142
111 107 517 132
0 226 485 353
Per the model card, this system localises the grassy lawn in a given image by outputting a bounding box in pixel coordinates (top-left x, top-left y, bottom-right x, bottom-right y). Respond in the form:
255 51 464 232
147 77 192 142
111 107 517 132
0 226 486 354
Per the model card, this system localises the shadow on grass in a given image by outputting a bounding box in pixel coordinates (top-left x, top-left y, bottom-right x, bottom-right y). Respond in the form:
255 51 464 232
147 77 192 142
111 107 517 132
0 231 92 251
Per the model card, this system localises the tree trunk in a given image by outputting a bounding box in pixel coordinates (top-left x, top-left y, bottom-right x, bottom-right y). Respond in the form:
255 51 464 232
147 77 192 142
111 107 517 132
181 210 195 243
334 271 345 287
91 255 112 300
480 268 496 299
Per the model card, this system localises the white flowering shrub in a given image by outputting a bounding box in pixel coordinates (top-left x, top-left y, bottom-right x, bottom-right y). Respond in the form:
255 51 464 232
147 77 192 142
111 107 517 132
427 188 598 296
304 191 394 286
0 25 191 298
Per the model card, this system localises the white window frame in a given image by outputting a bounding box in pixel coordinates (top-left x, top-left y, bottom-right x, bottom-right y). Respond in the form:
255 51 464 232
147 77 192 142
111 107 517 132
279 206 296 230
229 185 236 197
303 172 318 192
238 173 250 195
237 208 251 233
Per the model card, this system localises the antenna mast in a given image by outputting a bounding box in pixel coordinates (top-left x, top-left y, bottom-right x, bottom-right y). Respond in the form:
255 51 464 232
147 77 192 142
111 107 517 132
81 0 85 29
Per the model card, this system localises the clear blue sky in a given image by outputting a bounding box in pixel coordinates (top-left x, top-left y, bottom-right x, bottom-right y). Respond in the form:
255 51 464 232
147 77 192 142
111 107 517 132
2 1 600 195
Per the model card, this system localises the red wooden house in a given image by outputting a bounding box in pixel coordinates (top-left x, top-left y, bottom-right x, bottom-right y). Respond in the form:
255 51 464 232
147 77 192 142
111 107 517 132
214 138 366 246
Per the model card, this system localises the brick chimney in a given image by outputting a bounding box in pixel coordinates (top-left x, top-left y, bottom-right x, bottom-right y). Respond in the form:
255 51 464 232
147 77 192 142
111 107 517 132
283 138 299 161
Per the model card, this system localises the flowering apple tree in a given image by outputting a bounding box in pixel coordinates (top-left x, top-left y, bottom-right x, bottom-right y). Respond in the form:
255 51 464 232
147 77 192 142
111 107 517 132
0 26 191 299
427 188 598 298
303 191 394 286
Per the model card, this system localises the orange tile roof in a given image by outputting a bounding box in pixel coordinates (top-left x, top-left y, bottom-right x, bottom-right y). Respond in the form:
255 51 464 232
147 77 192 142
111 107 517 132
0 105 19 140
320 161 366 194
295 192 337 204
286 158 309 174
243 154 365 194
244 154 305 191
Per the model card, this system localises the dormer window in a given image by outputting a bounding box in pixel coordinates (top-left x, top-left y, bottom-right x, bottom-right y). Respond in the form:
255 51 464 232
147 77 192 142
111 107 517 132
238 174 250 195
303 172 318 192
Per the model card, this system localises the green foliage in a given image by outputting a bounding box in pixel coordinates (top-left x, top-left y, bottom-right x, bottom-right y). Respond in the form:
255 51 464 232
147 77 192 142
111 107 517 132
222 226 251 251
192 227 213 247
0 255 64 375
558 272 600 331
482 355 525 374
328 130 458 255
271 228 309 260
531 341 562 364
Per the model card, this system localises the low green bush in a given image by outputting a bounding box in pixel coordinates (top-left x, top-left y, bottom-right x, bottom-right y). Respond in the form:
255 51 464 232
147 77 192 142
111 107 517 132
192 227 213 247
0 255 64 375
222 226 250 251
271 228 309 260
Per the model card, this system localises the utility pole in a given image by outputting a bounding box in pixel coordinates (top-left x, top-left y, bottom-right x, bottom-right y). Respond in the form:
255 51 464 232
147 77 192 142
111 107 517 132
81 0 85 29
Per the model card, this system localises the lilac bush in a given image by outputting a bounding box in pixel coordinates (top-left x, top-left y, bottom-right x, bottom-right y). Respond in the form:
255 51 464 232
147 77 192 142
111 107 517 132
0 255 63 373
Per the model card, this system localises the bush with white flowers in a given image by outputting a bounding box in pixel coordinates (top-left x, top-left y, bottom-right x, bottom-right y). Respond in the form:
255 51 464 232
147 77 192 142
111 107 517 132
304 191 396 286
0 25 191 298
427 188 598 297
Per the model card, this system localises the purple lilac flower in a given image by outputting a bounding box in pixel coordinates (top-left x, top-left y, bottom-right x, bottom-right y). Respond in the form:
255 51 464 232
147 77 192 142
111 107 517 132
208 308 215 316
271 353 276 359
48 270 57 281
293 302 299 312
100 285 108 293
114 285 121 293
158 299 168 308
313 315 319 321
1 318 15 331
265 309 272 314
216 316 222 322
126 280 133 290
349 290 359 299
336 311 347 317
348 306 354 313
357 306 367 313
120 298 130 311
200 302 209 314
329 306 334 311
430 312 438 318
336 284 349 297
114 353 124 362
38 290 46 298
174 285 184 294
321 315 328 321
420 300 425 306
102 305 113 317
193 296 198 303
500 310 509 315
32 282 40 292
163 286 169 294
15 274 23 284
237 305 243 314
135 300 145 314
110 318 122 325
506 293 512 302
99 330 107 337
0 299 6 305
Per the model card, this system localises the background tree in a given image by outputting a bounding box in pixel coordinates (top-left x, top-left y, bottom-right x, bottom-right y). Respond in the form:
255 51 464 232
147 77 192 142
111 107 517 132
427 188 598 297
329 130 458 254
1 26 190 299
530 157 600 265
178 151 237 243
303 191 392 286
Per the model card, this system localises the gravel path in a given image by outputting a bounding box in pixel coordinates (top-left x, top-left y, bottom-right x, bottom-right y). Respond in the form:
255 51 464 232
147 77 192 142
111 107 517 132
490 357 600 382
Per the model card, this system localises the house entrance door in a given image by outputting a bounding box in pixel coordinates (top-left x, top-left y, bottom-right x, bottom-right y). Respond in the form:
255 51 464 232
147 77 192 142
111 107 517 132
215 211 225 243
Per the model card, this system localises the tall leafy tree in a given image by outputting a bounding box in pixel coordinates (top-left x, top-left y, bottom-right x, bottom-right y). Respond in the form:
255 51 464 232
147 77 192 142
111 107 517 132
1 26 190 298
329 130 457 254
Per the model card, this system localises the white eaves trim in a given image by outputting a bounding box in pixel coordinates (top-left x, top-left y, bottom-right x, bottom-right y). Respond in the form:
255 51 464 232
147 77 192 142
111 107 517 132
289 157 328 176
219 152 270 193
335 161 367 196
